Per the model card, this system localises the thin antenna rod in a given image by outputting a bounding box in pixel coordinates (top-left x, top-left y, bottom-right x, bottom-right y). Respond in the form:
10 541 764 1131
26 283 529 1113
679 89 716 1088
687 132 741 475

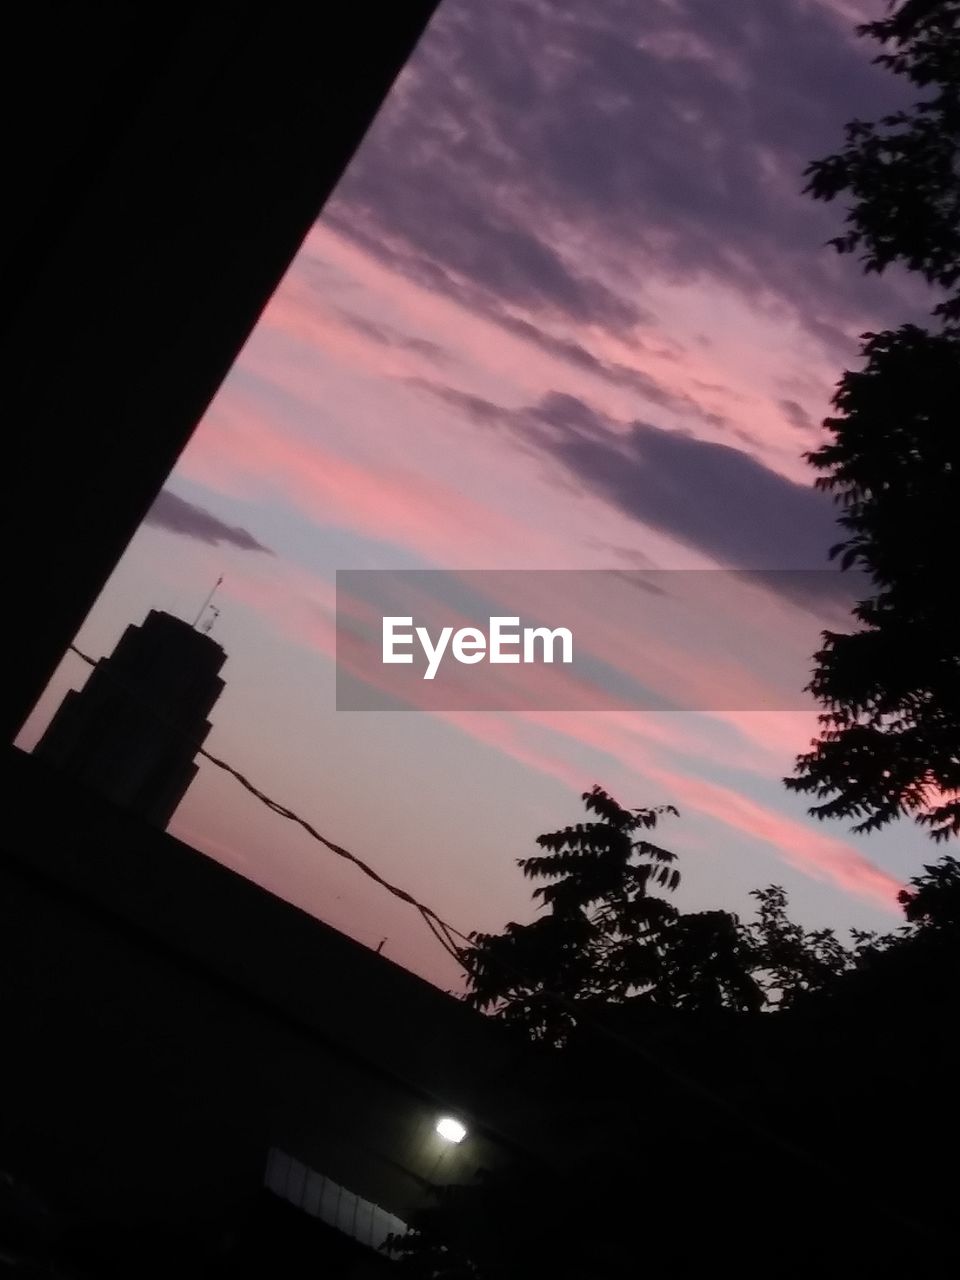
192 575 223 628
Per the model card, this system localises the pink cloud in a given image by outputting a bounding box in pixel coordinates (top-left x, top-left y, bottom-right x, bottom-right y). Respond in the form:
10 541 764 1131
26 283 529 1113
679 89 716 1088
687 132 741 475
180 393 588 569
648 768 903 909
289 225 833 480
442 709 902 911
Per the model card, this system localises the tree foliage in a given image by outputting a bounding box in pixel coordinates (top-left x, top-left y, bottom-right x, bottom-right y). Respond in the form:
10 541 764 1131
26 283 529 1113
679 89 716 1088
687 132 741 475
804 0 960 321
747 884 889 1006
898 851 960 924
462 788 883 1041
789 0 960 838
786 325 960 838
462 786 690 1043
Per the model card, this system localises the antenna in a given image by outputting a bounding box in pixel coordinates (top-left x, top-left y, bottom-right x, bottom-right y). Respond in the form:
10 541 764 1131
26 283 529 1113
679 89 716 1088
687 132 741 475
201 606 220 636
192 576 223 629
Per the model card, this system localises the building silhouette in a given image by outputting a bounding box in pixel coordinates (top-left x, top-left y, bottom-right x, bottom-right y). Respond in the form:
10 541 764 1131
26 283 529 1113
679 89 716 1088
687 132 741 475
35 609 225 828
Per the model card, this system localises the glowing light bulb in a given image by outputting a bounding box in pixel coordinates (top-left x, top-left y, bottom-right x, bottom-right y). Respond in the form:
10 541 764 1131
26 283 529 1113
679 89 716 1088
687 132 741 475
435 1116 467 1144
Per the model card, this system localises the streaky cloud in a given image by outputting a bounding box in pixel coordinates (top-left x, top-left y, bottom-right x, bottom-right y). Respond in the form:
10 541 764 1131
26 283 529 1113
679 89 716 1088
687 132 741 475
145 489 273 555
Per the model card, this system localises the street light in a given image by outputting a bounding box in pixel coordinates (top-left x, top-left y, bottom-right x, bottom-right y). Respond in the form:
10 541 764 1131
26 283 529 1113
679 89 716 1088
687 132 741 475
435 1116 467 1144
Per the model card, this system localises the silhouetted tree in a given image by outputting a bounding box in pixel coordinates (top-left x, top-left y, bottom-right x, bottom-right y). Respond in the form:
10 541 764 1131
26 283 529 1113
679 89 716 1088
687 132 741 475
746 884 884 1005
463 786 682 1043
650 904 763 1014
462 788 911 1041
804 0 960 322
788 0 960 839
898 852 960 925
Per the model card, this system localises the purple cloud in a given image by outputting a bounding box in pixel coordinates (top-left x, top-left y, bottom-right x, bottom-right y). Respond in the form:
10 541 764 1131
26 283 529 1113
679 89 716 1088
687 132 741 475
324 0 922 359
145 490 273 554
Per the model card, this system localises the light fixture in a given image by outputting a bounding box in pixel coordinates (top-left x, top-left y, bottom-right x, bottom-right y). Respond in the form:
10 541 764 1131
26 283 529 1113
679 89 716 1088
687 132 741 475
435 1116 467 1144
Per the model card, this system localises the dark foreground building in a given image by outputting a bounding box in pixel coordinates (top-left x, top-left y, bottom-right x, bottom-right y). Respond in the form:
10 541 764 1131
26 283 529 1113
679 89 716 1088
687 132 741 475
3 743 959 1277
35 611 226 828
0 745 528 1277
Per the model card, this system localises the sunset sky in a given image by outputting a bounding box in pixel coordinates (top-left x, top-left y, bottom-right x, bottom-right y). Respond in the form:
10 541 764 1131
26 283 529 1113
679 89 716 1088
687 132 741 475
19 0 938 988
